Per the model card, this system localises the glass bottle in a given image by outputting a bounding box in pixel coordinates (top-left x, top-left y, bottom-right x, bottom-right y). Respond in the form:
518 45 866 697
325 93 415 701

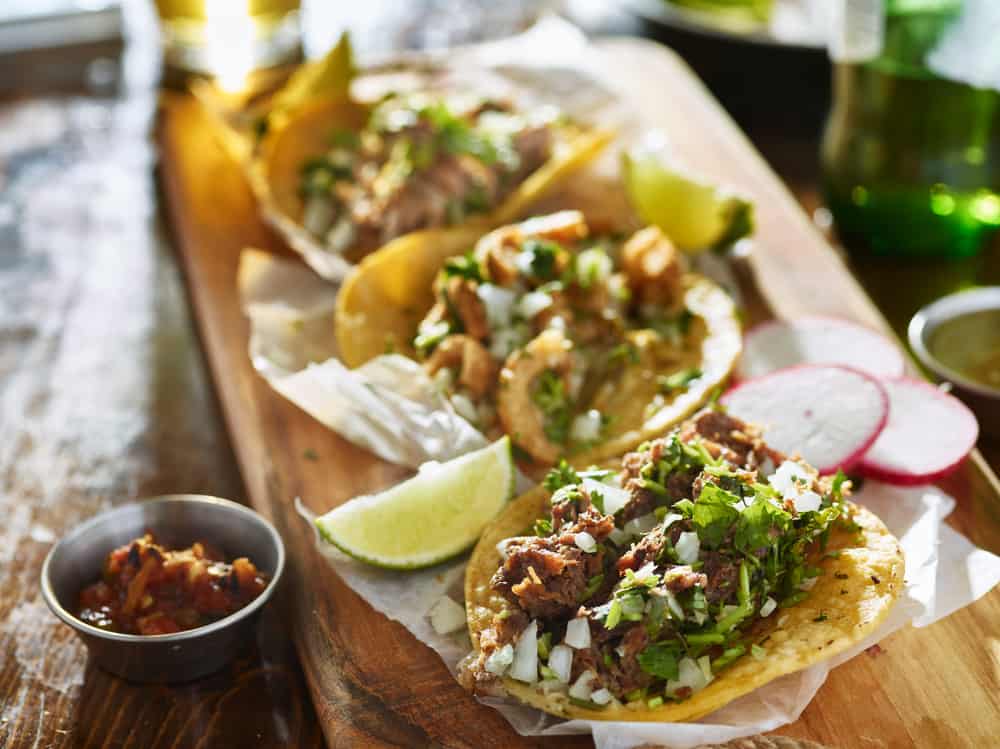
821 0 1000 258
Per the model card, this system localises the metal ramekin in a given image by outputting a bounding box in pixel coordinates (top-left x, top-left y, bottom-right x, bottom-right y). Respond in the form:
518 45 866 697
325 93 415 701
40 494 285 683
909 286 1000 437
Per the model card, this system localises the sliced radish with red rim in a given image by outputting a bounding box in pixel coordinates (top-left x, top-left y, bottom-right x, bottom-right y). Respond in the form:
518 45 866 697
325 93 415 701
738 316 906 381
721 364 889 475
858 377 979 486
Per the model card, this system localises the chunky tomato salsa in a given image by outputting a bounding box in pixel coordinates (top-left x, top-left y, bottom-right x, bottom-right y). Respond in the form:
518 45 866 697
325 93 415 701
76 533 269 635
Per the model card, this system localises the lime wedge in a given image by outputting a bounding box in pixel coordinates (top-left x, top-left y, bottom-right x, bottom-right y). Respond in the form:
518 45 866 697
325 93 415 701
622 141 753 253
316 438 515 569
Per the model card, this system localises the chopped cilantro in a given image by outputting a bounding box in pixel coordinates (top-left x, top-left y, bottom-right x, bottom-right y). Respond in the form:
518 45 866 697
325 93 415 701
690 484 742 549
734 495 792 554
532 370 572 445
413 320 451 355
657 368 703 394
303 448 319 461
751 643 767 660
442 252 484 282
814 612 828 622
604 599 622 630
543 461 580 492
519 238 562 281
537 631 552 660
580 574 605 602
637 643 680 681
608 342 640 366
533 518 553 537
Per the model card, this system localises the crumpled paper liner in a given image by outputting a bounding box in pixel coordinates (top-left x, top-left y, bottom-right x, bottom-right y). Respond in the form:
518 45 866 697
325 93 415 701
296 482 1000 749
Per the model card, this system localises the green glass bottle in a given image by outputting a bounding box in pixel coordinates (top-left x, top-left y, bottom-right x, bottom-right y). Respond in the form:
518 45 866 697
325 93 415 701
821 0 1000 258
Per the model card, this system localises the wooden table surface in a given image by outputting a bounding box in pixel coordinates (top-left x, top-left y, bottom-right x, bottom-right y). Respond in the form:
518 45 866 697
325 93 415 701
1 7 998 749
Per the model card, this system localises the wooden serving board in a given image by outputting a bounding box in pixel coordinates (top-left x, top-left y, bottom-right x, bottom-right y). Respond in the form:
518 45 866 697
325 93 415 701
159 39 1000 749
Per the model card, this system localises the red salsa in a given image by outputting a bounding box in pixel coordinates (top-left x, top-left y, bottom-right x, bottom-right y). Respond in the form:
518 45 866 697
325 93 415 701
76 533 269 635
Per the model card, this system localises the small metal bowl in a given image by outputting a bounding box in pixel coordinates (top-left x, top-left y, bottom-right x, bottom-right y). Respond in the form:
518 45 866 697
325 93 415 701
909 286 1000 437
40 494 285 683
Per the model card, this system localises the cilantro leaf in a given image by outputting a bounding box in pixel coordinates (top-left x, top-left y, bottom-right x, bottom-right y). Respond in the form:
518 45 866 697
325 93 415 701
734 496 792 554
442 252 484 282
691 484 741 549
532 370 571 444
637 643 680 681
543 461 580 492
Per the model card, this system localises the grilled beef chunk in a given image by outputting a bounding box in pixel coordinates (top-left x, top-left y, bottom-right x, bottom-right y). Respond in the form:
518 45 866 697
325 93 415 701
492 509 613 619
661 565 708 594
680 410 783 470
571 622 654 696
550 484 594 530
616 520 688 573
703 551 740 603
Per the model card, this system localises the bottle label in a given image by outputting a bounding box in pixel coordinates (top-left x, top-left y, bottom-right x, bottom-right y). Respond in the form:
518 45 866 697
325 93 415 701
828 0 884 63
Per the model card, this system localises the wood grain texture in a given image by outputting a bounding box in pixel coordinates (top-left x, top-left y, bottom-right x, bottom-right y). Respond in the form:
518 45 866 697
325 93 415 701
157 39 1000 749
0 96 323 749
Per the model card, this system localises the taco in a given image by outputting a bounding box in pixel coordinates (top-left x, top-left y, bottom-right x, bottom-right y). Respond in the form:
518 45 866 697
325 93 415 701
196 35 612 277
461 410 904 721
336 210 742 469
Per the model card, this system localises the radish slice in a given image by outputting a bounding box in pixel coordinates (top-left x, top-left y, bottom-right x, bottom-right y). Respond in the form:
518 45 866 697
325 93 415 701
738 317 906 380
721 365 889 474
858 377 979 485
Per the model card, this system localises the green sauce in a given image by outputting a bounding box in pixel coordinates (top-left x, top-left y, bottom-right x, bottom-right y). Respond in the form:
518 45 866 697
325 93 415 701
928 309 1000 389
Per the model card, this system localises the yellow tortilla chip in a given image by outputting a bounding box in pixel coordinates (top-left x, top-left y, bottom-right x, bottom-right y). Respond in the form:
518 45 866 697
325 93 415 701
465 488 904 722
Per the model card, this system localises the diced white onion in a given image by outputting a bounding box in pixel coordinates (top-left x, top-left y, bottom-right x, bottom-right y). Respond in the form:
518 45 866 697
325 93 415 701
576 247 614 285
590 688 613 706
760 596 777 617
769 460 821 512
548 644 573 683
664 589 685 620
302 196 335 237
516 291 554 319
564 617 592 649
568 669 597 700
697 655 714 683
574 531 597 554
800 576 819 591
489 324 528 360
510 620 539 683
661 512 683 529
583 477 630 516
428 596 467 635
720 604 740 619
450 393 479 424
666 656 710 696
485 644 514 675
624 513 658 537
477 284 517 329
634 561 658 582
792 490 822 513
769 460 809 495
570 409 604 444
675 531 701 564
